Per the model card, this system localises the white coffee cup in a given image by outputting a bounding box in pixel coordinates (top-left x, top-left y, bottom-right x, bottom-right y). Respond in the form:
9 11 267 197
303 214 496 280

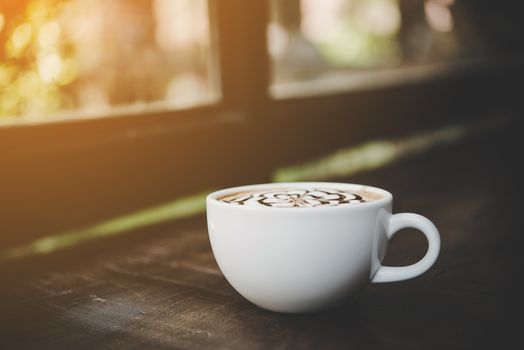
206 182 440 313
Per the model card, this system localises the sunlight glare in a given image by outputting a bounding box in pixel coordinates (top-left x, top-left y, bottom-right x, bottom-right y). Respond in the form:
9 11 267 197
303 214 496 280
154 0 208 49
355 0 401 36
425 0 454 33
8 23 33 57
301 0 345 42
38 21 61 47
38 51 63 83
0 13 5 33
268 23 289 57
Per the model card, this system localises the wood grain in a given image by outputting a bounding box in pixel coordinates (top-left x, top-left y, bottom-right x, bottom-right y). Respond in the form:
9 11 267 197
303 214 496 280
1 122 521 349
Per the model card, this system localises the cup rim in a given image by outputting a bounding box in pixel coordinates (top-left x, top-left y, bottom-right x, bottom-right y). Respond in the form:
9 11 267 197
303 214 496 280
207 182 392 212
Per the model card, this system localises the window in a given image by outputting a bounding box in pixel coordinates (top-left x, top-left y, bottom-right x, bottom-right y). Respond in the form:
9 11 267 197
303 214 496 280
268 0 483 97
0 0 218 123
0 0 519 252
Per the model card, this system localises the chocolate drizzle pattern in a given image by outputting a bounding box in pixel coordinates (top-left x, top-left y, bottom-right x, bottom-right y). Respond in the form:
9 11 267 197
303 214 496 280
220 188 368 208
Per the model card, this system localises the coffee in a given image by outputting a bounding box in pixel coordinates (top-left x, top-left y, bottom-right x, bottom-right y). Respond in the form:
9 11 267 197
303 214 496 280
218 187 383 208
208 182 440 313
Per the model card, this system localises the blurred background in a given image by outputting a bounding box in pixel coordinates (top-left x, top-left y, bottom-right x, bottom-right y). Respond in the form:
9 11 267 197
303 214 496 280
3 0 521 122
0 0 523 258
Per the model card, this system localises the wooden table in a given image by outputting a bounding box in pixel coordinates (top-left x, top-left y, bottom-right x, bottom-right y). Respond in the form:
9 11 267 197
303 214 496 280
1 123 521 349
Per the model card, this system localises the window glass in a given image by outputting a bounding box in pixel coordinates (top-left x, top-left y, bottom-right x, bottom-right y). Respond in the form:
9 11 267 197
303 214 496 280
269 0 483 97
0 0 218 123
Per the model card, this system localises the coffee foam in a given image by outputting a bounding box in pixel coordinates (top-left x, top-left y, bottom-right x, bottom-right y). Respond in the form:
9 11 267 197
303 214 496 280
218 188 383 208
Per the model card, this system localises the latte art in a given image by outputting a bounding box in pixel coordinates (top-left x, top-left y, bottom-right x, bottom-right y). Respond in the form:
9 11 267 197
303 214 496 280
219 188 382 208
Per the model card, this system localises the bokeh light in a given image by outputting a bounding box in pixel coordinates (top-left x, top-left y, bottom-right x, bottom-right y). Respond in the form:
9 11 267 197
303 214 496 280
0 0 215 122
425 0 454 33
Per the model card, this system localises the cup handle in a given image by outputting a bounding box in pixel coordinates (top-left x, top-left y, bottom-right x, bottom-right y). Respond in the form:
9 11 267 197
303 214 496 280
371 213 441 283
